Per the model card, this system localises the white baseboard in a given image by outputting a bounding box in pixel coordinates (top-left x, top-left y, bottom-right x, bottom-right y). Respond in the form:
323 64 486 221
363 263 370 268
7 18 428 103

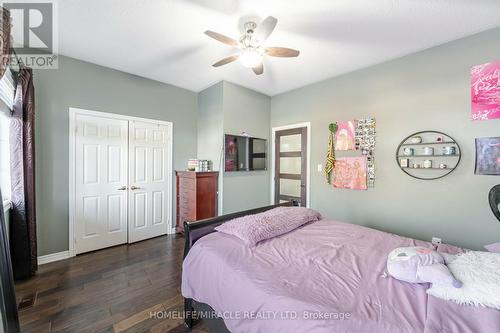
40 229 177 265
38 250 71 265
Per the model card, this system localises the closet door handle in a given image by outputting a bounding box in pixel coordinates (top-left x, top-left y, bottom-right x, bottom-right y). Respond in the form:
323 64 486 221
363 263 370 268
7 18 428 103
130 186 141 190
118 186 127 191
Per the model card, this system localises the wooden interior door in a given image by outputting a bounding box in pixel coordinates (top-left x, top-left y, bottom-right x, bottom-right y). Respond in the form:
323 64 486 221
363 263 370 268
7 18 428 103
128 121 171 243
274 127 307 206
74 114 129 254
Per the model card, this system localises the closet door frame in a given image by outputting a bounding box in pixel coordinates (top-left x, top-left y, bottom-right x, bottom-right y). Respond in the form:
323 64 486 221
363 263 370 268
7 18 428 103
69 107 174 258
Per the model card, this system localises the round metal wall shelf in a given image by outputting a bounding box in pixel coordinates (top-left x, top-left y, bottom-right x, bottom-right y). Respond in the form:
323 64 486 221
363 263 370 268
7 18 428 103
395 131 461 180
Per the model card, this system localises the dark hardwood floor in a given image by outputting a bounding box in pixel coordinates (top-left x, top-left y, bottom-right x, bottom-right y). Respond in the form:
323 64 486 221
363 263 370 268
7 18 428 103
15 235 210 333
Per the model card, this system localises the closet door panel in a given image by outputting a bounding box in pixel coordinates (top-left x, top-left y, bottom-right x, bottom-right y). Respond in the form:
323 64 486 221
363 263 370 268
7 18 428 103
128 121 171 242
74 114 128 254
133 191 147 228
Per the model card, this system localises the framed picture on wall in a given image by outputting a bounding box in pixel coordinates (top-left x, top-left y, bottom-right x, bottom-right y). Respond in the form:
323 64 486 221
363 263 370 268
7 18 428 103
471 60 500 121
332 157 367 190
335 121 356 151
474 137 500 175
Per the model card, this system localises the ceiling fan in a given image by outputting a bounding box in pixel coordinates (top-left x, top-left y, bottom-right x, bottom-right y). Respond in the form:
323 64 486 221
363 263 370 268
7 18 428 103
205 16 300 75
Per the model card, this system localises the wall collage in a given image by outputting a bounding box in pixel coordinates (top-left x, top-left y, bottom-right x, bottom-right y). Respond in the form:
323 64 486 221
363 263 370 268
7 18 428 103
471 60 500 177
471 60 500 222
324 59 500 220
325 118 376 191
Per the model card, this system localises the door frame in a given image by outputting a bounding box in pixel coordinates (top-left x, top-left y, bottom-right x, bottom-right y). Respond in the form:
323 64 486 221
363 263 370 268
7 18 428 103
270 122 311 208
68 107 174 257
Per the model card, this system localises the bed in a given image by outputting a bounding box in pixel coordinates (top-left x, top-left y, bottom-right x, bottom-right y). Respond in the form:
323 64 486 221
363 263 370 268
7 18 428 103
181 203 500 333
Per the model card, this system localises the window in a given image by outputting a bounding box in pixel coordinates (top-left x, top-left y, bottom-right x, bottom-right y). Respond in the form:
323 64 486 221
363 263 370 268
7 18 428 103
0 69 14 206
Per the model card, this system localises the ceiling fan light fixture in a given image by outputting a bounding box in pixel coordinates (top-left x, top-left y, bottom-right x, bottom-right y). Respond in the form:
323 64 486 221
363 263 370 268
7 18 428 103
205 16 299 75
239 48 263 68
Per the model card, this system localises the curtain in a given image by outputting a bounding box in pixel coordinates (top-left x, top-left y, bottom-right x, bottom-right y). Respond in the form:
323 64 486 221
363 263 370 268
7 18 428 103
0 7 11 79
9 67 36 280
0 189 21 332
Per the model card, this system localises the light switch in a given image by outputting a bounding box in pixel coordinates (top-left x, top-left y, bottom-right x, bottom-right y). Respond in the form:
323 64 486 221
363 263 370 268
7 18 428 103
317 164 323 172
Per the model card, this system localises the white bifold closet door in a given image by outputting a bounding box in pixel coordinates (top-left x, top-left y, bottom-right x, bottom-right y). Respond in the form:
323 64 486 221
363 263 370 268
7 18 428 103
73 113 171 255
74 114 129 254
128 121 169 243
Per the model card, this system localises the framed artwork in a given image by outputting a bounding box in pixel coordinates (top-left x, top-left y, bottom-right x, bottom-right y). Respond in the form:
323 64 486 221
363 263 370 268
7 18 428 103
332 157 367 190
335 121 355 151
224 135 237 172
475 137 500 175
471 60 500 121
355 118 376 187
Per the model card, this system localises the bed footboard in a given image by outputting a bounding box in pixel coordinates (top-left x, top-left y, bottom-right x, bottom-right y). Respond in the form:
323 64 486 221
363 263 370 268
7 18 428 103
182 201 297 329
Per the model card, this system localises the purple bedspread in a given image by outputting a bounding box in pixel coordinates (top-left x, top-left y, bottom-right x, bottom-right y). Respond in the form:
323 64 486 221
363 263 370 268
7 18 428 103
182 220 500 333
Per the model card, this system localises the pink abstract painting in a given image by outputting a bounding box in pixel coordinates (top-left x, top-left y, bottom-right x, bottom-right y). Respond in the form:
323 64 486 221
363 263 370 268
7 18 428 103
332 157 367 190
471 60 500 121
335 121 356 150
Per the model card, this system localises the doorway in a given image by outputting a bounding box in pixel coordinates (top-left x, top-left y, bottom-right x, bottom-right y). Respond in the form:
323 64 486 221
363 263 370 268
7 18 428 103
271 123 310 207
69 108 173 255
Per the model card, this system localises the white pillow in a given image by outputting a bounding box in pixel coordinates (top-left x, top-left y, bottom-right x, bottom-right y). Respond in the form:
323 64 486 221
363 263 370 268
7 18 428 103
427 251 500 309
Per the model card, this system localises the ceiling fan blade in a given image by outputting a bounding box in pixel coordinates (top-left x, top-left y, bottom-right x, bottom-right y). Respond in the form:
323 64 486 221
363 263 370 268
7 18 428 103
252 63 264 75
265 47 300 57
204 30 239 46
212 55 239 67
255 16 278 42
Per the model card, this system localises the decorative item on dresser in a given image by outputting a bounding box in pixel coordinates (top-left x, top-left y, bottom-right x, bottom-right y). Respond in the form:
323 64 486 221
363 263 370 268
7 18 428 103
176 171 219 233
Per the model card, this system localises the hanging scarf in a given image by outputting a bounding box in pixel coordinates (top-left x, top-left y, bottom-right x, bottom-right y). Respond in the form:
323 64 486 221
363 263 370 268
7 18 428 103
325 123 337 183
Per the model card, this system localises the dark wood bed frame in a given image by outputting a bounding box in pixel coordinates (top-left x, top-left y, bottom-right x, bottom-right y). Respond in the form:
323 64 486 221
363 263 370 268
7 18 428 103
182 201 298 330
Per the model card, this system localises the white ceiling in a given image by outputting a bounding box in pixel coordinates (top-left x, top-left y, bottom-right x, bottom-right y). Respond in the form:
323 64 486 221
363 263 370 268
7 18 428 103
59 0 500 96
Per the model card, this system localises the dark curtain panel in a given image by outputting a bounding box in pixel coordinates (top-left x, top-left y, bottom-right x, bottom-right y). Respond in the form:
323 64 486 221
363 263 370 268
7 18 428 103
0 7 11 78
0 189 20 332
9 67 36 280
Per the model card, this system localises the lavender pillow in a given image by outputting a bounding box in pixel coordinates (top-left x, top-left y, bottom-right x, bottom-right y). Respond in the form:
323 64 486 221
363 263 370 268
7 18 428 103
485 243 500 253
215 207 321 247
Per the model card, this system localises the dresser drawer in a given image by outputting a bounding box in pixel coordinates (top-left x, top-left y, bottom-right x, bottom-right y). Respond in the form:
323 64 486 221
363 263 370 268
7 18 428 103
178 198 195 212
178 177 195 191
178 186 195 199
178 207 195 221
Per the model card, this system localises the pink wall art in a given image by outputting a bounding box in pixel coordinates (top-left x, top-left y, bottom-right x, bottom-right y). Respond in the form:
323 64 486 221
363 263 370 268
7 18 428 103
471 60 500 121
332 157 367 190
225 135 237 172
335 121 356 150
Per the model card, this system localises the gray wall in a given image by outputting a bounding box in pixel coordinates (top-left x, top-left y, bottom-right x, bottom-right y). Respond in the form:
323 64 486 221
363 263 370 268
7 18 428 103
271 27 500 250
197 82 224 170
222 82 271 214
197 81 271 215
35 56 198 256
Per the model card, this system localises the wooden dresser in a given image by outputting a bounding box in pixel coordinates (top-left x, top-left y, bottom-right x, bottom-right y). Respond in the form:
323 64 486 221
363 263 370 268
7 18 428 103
175 171 219 233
